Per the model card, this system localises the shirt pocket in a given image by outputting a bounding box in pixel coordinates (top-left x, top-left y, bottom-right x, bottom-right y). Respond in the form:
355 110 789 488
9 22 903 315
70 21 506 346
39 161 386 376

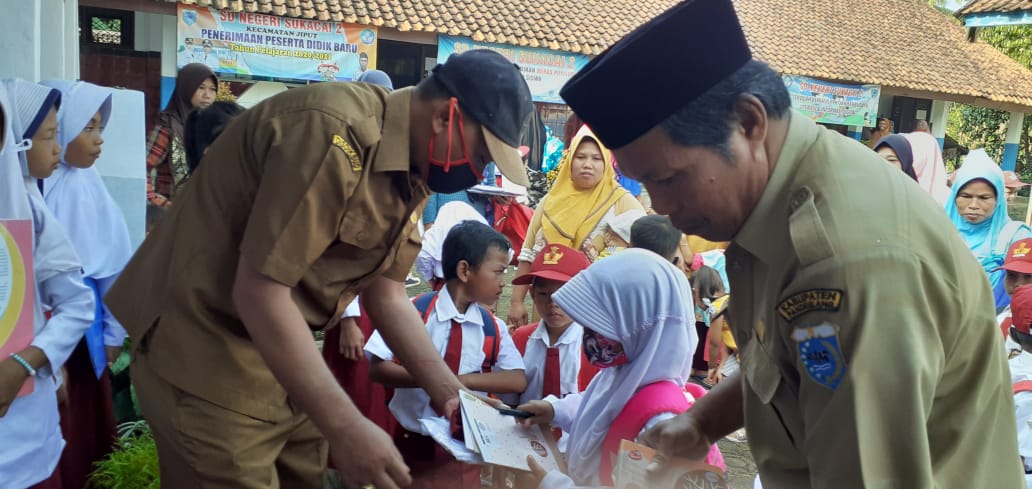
742 330 782 404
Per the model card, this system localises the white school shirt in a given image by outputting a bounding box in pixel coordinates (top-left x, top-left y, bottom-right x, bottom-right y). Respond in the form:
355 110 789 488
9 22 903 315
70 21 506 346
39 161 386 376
1011 351 1032 484
517 321 587 405
0 188 93 487
364 285 524 434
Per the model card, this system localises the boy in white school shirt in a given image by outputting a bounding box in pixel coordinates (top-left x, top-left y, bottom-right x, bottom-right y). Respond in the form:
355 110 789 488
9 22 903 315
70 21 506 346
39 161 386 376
365 221 525 489
506 243 598 410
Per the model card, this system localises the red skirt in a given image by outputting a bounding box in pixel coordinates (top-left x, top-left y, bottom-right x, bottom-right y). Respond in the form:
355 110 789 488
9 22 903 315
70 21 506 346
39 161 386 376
395 429 482 489
322 311 397 468
58 339 117 489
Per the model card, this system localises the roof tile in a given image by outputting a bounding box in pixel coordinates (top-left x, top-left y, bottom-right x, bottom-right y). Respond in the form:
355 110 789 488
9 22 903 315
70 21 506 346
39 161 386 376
174 0 1032 110
957 0 1032 15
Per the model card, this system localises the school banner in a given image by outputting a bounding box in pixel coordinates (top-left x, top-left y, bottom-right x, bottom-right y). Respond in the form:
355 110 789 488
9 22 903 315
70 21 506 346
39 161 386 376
177 5 377 82
782 75 881 127
0 220 35 397
437 36 590 104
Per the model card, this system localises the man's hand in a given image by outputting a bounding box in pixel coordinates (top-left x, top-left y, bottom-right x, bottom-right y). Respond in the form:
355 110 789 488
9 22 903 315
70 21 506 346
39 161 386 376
331 417 412 489
0 358 29 417
638 413 714 470
338 318 365 361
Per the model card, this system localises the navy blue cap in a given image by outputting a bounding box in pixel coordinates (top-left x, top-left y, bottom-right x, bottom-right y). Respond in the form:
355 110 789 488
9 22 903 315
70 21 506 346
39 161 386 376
433 49 534 187
560 0 752 150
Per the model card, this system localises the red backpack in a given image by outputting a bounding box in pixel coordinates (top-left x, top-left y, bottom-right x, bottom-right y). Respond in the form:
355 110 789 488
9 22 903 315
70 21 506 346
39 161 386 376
493 201 533 265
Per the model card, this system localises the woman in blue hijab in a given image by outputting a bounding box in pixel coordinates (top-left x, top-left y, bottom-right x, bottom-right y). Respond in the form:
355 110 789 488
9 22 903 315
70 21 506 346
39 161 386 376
947 149 1032 311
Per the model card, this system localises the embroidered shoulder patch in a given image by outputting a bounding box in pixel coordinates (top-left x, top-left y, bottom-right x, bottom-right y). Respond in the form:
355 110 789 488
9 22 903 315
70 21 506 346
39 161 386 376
777 289 843 321
792 323 847 390
332 134 362 172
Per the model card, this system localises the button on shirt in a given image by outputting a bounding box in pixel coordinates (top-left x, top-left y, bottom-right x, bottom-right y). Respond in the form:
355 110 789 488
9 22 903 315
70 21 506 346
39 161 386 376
364 285 524 434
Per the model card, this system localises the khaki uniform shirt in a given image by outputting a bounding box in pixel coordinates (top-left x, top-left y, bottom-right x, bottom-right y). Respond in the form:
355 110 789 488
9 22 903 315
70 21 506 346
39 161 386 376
107 83 427 422
727 114 1023 488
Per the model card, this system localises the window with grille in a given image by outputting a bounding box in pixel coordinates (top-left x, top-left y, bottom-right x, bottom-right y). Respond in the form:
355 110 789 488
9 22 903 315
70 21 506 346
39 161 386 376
79 7 133 49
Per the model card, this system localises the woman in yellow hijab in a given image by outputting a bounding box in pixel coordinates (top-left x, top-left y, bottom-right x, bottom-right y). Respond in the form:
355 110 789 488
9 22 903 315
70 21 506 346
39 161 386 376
506 125 643 326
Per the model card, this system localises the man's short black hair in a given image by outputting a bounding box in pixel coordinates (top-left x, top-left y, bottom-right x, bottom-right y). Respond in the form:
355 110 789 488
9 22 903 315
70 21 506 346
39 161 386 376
630 215 682 261
185 101 245 173
359 52 369 59
442 221 511 281
660 60 791 158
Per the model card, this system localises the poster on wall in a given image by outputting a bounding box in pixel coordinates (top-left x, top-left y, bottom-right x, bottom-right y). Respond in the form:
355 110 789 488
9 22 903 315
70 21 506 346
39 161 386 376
177 5 377 82
437 36 589 104
0 220 35 397
782 75 881 127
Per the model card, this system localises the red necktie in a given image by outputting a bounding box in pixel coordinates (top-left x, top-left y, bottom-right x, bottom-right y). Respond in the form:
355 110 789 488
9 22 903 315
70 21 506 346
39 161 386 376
542 347 562 399
443 320 463 374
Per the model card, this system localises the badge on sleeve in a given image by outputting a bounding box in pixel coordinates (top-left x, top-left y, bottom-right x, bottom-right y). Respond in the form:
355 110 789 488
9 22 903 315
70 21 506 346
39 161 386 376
332 134 363 172
792 323 847 390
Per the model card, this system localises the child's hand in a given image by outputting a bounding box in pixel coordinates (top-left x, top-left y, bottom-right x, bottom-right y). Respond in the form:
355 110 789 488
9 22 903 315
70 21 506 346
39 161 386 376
338 318 365 361
513 455 550 488
516 400 554 427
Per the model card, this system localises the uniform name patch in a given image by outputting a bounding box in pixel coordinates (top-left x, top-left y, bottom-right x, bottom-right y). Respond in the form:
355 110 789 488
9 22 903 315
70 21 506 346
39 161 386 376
332 134 362 172
792 323 847 390
777 289 843 321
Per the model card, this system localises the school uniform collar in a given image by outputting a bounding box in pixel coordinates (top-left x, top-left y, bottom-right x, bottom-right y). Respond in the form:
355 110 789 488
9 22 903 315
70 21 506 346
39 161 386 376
373 87 414 173
732 113 820 264
531 321 582 347
435 285 485 326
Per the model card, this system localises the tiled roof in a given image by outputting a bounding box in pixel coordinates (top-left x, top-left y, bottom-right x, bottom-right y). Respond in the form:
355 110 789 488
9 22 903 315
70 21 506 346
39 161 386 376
958 0 1032 15
175 0 1032 111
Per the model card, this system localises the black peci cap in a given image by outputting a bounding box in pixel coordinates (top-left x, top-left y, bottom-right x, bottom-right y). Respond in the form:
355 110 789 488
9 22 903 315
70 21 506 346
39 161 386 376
560 0 752 150
433 49 534 187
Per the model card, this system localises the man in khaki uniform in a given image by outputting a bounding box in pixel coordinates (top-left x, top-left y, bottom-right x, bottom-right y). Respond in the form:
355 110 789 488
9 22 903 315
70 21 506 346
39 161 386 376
560 1 1024 487
106 50 533 489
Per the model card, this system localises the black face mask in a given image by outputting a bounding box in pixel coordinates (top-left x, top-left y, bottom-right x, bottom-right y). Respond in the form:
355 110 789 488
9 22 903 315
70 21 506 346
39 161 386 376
426 163 480 194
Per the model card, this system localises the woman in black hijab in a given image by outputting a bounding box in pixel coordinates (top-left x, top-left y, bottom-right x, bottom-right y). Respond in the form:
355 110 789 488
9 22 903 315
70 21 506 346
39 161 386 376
874 134 918 181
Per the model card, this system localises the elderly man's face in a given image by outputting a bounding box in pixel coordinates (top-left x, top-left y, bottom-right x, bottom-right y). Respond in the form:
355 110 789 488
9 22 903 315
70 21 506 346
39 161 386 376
615 120 771 242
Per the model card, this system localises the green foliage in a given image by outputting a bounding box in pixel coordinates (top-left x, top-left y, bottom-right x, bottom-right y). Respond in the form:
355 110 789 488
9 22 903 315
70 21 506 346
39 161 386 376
88 421 160 489
943 24 1032 173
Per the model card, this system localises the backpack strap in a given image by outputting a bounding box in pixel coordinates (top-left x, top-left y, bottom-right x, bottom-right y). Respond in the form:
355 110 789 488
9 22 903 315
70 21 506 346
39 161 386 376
511 324 538 356
996 221 1027 256
1015 380 1032 394
599 381 689 485
478 306 501 373
412 291 440 323
414 292 500 373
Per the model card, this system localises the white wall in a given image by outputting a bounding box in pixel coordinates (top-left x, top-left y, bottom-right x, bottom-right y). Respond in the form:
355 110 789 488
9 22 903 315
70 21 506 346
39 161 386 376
0 0 44 80
96 89 147 248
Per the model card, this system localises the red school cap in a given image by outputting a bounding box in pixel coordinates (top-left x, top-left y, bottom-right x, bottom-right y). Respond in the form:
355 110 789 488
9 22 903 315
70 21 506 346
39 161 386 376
512 244 591 285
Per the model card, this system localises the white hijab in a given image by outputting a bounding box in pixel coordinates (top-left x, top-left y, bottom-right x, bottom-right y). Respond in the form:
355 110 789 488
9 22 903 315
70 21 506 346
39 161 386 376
2 78 82 284
39 80 130 279
0 84 32 221
552 248 697 484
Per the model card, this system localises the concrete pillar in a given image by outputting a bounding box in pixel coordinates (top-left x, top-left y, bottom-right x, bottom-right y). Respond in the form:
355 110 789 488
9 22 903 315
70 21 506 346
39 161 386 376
161 13 178 108
0 0 78 81
847 125 862 141
930 100 950 149
1003 112 1025 171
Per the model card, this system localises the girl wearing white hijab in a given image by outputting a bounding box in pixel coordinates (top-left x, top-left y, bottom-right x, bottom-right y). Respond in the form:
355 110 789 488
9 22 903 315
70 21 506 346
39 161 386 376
517 249 722 488
0 80 94 488
39 79 130 489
